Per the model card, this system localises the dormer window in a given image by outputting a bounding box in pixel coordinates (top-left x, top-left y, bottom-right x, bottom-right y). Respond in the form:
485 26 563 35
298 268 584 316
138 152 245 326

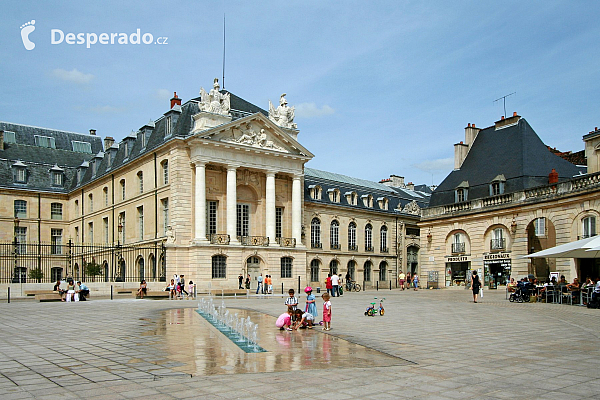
362 194 373 208
489 174 506 196
455 181 469 203
50 165 64 186
3 131 16 144
72 141 92 153
165 116 172 137
377 197 389 210
345 191 358 205
309 185 322 200
34 135 56 149
327 188 340 203
12 161 27 183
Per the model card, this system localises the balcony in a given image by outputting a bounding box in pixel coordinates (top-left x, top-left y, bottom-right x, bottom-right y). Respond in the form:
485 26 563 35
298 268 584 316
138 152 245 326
207 234 230 245
330 243 341 250
380 247 389 253
311 242 322 249
348 244 358 251
490 238 505 251
276 237 296 247
365 246 374 252
239 236 269 246
451 242 465 254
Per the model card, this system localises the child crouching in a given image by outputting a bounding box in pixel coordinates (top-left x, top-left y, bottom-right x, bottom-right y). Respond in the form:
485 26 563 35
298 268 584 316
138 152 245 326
276 306 294 331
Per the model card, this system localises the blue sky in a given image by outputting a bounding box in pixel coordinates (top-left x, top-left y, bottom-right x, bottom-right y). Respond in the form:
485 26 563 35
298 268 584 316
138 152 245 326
2 1 599 186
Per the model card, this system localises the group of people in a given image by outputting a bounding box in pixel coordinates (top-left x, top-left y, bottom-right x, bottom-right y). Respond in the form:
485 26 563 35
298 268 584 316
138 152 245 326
165 274 194 299
506 274 600 304
398 271 420 290
255 273 274 294
325 273 342 297
54 279 89 302
277 287 332 331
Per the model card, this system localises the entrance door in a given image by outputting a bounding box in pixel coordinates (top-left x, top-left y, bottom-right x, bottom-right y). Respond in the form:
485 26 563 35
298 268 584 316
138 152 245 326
247 256 261 289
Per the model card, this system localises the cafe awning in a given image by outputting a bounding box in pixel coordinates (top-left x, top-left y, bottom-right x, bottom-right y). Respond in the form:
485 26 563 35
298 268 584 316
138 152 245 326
524 235 600 259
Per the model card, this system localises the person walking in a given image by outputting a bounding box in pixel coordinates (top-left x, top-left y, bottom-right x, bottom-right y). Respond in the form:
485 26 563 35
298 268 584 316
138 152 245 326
325 273 333 296
471 270 481 303
256 273 263 294
331 272 340 297
399 271 406 290
238 274 243 289
245 274 251 289
412 273 419 291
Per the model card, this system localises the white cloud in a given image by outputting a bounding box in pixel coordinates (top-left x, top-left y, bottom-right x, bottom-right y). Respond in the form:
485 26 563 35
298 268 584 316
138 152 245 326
413 157 454 173
154 89 171 101
90 105 127 114
295 103 335 118
51 68 94 84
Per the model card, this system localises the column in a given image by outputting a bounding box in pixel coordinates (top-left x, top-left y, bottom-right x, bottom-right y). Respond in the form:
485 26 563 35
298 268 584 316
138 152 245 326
227 166 239 244
193 162 208 243
266 171 276 245
292 174 302 245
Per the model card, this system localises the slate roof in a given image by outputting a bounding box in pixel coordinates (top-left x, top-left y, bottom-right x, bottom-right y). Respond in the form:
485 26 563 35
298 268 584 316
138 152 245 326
304 168 429 215
429 118 586 207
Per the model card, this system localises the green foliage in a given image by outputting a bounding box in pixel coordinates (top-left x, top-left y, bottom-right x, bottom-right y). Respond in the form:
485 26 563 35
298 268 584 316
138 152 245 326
86 261 102 282
28 267 44 282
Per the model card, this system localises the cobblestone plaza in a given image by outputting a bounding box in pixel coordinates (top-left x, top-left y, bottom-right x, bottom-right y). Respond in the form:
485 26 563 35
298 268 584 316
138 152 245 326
1 289 599 399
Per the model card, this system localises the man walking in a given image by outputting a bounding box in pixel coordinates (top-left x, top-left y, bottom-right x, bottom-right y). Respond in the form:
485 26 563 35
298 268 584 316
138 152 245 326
256 273 263 294
238 274 243 289
331 272 340 297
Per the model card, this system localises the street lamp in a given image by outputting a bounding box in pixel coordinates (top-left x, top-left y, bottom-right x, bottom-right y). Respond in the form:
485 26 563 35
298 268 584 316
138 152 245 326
116 222 123 281
13 217 21 293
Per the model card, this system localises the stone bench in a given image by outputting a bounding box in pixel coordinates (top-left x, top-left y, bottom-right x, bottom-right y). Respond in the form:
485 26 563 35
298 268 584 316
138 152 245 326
35 293 63 302
209 289 248 297
25 290 57 296
142 291 171 299
115 288 138 295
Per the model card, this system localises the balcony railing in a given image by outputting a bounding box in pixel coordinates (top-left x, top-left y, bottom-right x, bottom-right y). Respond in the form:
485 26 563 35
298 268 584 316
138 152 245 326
276 237 296 247
380 247 389 253
207 234 230 245
311 242 322 249
451 242 465 254
365 246 374 252
330 243 341 250
348 244 358 251
239 236 269 246
490 238 505 250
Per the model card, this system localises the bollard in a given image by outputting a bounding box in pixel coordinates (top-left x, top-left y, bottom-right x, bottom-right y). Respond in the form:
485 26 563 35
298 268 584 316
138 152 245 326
298 276 301 294
194 284 197 299
110 285 113 300
281 282 284 294
377 281 379 291
363 280 365 292
7 287 10 303
390 280 392 290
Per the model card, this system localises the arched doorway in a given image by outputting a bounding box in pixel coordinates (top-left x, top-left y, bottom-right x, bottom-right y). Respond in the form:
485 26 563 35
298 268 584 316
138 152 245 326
329 259 338 275
246 256 261 290
137 256 145 281
149 254 156 280
379 261 387 281
347 260 356 281
527 217 556 279
407 246 419 275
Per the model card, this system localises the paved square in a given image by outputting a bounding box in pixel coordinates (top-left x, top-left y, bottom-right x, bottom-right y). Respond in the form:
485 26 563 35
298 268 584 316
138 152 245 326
0 288 599 399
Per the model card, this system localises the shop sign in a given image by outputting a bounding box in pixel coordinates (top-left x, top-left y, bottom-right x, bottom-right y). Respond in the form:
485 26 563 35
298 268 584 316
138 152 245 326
483 252 510 261
446 256 470 262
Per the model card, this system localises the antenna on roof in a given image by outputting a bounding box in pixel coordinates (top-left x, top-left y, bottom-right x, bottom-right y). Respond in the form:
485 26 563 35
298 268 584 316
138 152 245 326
494 92 516 118
222 13 226 90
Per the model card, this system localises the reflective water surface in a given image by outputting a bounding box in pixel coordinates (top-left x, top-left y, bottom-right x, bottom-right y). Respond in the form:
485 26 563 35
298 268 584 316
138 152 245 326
140 308 407 375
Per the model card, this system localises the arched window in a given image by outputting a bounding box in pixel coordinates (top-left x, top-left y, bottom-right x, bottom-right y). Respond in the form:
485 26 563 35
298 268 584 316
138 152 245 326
348 222 357 250
365 224 373 251
363 261 372 282
380 226 388 252
120 179 126 201
137 171 144 193
311 218 321 248
162 160 169 185
103 187 109 206
330 220 340 249
310 259 320 282
137 257 145 281
212 255 226 279
329 259 338 275
452 233 465 253
491 228 505 250
583 216 596 239
281 257 293 278
347 260 356 281
379 261 387 281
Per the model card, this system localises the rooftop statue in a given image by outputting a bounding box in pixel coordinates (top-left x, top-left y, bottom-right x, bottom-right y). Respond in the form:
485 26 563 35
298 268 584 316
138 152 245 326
269 93 297 129
199 78 231 116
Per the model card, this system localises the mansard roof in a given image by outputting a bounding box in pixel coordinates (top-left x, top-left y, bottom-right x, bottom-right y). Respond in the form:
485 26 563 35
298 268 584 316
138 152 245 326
304 167 429 215
429 118 585 207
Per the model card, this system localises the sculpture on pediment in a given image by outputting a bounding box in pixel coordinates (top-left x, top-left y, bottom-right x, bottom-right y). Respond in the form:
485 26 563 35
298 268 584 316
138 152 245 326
402 200 421 216
227 124 287 152
269 93 297 129
199 78 231 116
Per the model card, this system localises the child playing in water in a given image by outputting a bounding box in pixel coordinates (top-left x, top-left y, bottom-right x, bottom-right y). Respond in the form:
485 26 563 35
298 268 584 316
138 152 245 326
276 306 293 331
322 293 332 331
304 286 318 320
292 309 315 329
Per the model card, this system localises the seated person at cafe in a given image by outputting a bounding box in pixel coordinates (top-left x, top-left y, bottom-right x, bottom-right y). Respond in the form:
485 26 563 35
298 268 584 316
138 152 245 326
566 277 581 303
77 281 90 301
507 278 517 292
557 275 568 288
592 278 600 302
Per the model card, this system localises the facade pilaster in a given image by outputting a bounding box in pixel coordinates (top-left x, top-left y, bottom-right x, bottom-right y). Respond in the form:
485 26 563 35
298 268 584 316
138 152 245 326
193 161 208 244
266 171 277 246
292 174 302 245
227 165 239 244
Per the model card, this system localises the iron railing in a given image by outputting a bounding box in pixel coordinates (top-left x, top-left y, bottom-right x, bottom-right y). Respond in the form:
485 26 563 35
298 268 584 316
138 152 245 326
452 242 466 254
239 236 269 246
276 237 296 247
490 238 506 250
208 234 230 245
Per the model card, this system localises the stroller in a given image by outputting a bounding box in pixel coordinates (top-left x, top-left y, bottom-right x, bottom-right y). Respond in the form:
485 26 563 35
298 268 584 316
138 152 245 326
509 283 531 303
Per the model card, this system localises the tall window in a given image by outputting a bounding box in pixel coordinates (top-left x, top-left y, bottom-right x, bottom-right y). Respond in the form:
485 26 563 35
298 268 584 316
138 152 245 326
237 204 250 237
281 257 293 278
75 200 79 217
379 262 387 281
162 198 170 235
15 167 26 183
329 189 340 203
51 229 62 255
348 222 357 250
14 200 27 218
329 260 338 275
491 228 505 250
165 116 172 137
51 203 62 220
118 212 126 244
276 207 283 238
311 218 321 248
490 181 504 196
583 216 596 239
88 194 93 212
365 224 373 251
456 188 467 202
207 201 217 235
347 260 356 280
120 179 126 201
137 206 144 241
330 220 339 249
364 261 372 282
452 233 465 253
103 217 109 243
162 160 169 184
212 255 226 279
52 171 63 186
310 259 320 282
74 227 79 244
88 222 94 244
103 187 109 206
15 227 27 254
137 171 144 193
380 225 388 252
534 218 546 237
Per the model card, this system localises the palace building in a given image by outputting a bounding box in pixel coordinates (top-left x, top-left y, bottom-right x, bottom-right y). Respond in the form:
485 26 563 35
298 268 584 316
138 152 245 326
420 114 600 288
0 80 428 294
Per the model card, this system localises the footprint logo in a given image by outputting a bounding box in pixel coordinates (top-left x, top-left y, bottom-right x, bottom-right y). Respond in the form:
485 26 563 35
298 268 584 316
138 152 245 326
20 20 36 50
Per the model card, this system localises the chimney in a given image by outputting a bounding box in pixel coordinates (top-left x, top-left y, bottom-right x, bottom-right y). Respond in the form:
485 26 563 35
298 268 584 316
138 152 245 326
584 126 600 174
89 129 96 136
0 130 4 150
548 168 559 185
495 112 521 129
464 122 480 149
104 136 115 150
454 141 468 170
170 92 181 109
407 182 415 191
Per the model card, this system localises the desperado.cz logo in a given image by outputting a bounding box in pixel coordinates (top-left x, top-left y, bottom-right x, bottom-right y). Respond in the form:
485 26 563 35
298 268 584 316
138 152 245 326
20 20 168 50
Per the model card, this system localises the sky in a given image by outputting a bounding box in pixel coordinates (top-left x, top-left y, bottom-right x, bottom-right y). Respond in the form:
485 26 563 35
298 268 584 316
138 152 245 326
2 1 600 186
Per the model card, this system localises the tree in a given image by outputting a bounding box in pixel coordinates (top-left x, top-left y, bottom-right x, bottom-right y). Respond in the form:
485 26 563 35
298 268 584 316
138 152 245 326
85 261 102 282
28 267 43 283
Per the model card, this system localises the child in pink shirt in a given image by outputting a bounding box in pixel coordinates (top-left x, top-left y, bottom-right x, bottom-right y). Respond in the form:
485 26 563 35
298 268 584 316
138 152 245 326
276 306 293 331
322 293 331 331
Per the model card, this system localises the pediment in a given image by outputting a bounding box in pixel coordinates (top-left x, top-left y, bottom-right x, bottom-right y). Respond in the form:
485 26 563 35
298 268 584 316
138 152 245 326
195 114 313 157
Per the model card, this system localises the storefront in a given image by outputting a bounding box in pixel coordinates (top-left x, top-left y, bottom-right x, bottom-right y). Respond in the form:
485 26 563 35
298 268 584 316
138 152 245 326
483 252 511 288
445 256 471 287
